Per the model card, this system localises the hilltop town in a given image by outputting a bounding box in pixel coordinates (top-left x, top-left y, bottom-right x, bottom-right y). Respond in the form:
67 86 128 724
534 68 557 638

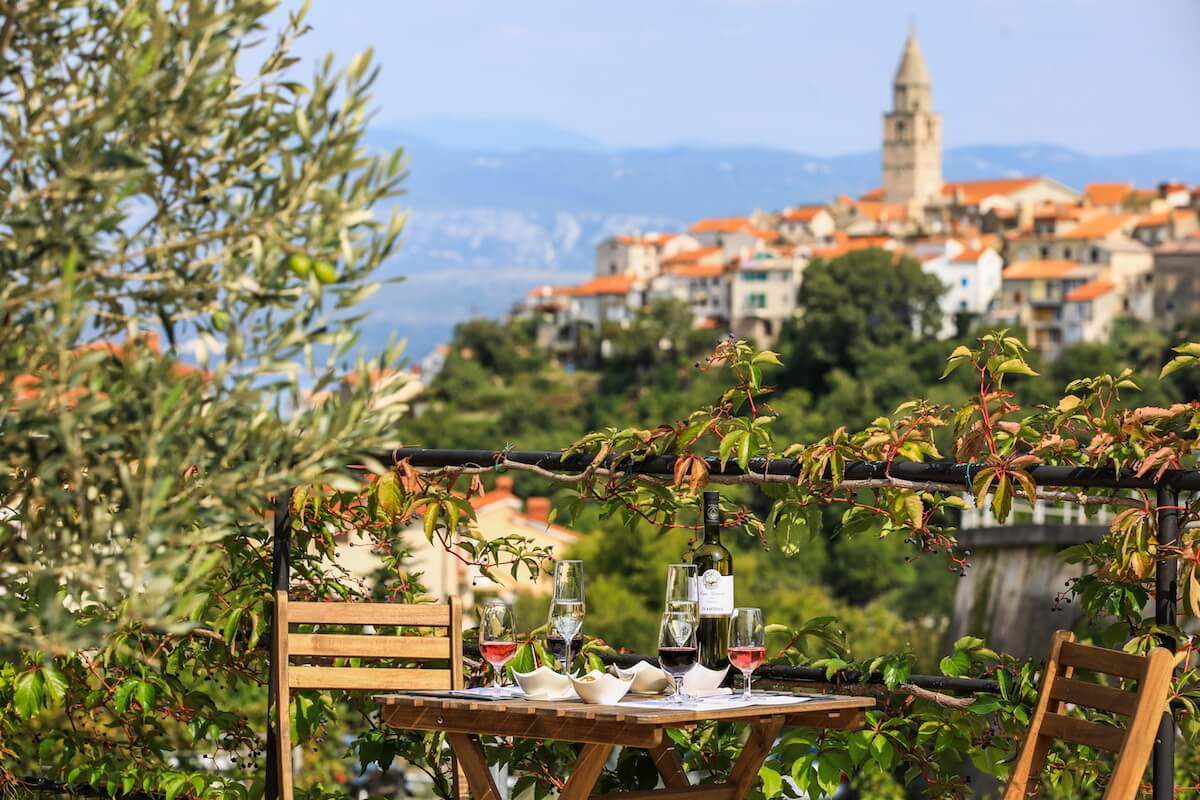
509 31 1200 362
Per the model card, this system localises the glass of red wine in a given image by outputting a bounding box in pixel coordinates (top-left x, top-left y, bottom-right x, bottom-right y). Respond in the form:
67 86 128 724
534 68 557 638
728 607 765 700
657 609 697 704
479 599 517 690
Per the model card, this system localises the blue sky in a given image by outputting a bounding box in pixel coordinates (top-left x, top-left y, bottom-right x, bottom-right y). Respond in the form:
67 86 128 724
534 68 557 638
283 1 1198 155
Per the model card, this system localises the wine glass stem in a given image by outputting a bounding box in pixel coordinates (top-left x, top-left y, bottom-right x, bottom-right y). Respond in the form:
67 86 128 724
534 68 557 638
494 665 501 689
674 676 683 705
743 671 751 699
565 640 571 674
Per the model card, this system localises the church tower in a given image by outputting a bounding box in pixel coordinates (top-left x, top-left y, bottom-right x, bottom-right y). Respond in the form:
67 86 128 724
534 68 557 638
882 29 942 207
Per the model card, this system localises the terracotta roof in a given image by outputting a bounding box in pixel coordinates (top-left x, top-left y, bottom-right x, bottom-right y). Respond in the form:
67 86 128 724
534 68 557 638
852 201 907 222
1085 182 1132 206
846 234 896 248
661 246 722 266
1064 279 1115 302
688 216 750 234
571 275 635 297
859 187 884 201
1058 212 1134 240
666 264 725 279
615 232 677 247
781 206 826 222
951 246 991 262
1136 213 1169 228
1033 202 1086 221
943 178 1041 205
1003 259 1079 280
746 228 778 241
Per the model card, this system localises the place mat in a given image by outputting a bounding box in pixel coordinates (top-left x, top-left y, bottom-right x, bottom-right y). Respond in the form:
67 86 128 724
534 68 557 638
619 693 813 711
403 687 525 701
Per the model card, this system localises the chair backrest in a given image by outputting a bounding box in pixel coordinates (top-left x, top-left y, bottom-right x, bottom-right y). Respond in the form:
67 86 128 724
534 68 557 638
273 591 463 798
1003 630 1174 800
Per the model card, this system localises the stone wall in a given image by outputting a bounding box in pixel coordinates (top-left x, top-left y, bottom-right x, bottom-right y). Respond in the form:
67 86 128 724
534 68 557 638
948 524 1106 659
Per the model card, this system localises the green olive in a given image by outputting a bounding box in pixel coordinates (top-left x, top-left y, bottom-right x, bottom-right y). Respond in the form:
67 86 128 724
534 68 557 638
212 310 231 331
286 253 311 277
313 259 337 284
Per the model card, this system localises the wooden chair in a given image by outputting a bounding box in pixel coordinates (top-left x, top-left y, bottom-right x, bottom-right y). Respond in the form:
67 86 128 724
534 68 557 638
272 591 464 798
1002 630 1174 800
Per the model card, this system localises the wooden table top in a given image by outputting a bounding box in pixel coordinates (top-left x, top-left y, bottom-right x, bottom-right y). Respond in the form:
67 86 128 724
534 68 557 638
375 691 874 727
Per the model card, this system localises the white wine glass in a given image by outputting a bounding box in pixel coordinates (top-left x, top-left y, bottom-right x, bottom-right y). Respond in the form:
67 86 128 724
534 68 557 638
548 560 585 672
664 563 698 617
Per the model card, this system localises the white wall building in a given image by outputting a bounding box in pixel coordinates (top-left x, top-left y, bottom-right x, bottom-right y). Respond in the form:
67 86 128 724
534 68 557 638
729 249 804 346
916 239 1004 337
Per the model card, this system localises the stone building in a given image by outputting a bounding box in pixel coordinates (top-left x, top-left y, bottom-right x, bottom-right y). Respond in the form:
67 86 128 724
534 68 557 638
882 30 943 208
1153 239 1200 330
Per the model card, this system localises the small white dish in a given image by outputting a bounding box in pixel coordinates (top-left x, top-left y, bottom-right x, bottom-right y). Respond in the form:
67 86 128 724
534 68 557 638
570 670 634 705
612 661 672 695
682 663 729 693
513 666 576 700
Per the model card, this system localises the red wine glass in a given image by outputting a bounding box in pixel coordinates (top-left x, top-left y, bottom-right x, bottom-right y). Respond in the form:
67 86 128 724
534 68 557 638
728 607 765 700
480 599 517 689
658 609 697 705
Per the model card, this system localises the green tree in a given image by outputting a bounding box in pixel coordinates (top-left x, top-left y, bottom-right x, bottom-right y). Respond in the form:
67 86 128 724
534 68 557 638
0 2 413 794
777 249 944 393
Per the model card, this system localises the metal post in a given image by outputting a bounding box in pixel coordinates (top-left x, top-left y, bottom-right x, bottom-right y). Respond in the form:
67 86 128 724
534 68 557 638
265 489 293 800
1155 483 1179 800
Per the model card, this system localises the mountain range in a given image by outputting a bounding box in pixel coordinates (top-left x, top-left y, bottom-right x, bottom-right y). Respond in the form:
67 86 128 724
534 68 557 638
357 122 1200 360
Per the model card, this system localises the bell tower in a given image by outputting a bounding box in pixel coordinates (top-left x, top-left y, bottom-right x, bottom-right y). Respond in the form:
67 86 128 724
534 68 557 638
882 29 942 207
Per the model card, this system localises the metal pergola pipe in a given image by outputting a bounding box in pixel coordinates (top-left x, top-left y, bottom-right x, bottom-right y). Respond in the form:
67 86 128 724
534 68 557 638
265 449 1193 800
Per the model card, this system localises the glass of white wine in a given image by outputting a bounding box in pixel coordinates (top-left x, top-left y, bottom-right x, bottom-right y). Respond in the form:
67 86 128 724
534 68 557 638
547 560 585 672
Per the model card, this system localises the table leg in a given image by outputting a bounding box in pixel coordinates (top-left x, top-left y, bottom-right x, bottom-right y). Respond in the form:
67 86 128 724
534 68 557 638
560 743 615 800
728 718 785 799
445 733 503 800
647 740 690 789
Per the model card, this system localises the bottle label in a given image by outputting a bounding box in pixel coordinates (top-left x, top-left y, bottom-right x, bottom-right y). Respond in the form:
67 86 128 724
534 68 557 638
697 569 733 616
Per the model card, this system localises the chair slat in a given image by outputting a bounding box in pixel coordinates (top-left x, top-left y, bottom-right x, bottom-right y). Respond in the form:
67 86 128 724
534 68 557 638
1048 677 1139 716
288 633 452 660
288 666 453 690
1058 642 1146 680
288 602 451 627
1040 712 1126 753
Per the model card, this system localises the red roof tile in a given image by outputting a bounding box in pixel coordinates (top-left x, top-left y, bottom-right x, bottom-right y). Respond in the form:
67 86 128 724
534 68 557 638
943 178 1040 205
1003 259 1078 280
1084 182 1133 206
1064 279 1115 302
688 217 750 234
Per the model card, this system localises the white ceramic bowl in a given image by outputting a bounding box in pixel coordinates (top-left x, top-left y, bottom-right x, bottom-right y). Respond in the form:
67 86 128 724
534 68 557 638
513 666 576 700
612 661 672 694
682 663 729 693
570 670 634 705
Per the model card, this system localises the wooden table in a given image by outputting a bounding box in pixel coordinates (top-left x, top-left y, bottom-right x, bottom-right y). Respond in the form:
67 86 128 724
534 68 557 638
377 692 874 800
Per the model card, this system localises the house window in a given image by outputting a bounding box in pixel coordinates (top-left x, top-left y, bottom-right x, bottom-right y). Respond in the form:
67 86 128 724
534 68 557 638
742 271 768 281
1014 291 1023 303
1090 246 1101 262
1063 247 1073 260
960 278 969 287
747 293 767 309
1039 245 1050 258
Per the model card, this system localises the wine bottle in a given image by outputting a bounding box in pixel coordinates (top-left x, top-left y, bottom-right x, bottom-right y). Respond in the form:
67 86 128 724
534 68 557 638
691 490 733 670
